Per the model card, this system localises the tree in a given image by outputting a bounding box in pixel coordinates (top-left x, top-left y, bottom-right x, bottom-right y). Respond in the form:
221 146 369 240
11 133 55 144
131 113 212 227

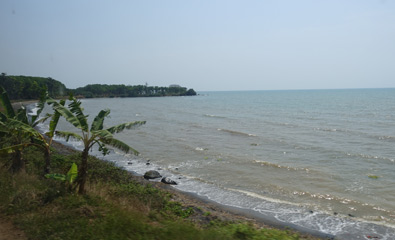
47 96 146 194
0 86 54 173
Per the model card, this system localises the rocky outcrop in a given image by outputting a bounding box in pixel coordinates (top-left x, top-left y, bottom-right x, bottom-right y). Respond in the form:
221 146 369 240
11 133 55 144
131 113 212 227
144 170 162 180
161 177 177 185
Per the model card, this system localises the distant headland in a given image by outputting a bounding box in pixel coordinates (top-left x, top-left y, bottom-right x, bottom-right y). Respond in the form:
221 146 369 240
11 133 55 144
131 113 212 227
0 73 197 100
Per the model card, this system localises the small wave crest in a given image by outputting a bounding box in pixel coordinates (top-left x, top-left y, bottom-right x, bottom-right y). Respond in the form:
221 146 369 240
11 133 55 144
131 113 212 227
204 114 227 119
253 160 311 172
314 127 347 133
378 135 395 142
345 152 395 163
227 188 300 206
217 128 257 137
27 103 40 116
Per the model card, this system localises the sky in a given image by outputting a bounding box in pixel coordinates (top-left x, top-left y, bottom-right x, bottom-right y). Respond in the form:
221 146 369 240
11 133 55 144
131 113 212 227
1 0 394 91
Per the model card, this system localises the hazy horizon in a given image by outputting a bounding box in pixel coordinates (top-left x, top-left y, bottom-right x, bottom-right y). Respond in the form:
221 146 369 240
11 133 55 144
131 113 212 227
1 0 394 91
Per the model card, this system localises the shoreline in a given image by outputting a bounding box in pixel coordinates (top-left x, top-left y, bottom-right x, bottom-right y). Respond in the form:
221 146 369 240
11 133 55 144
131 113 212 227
50 140 332 240
20 100 331 239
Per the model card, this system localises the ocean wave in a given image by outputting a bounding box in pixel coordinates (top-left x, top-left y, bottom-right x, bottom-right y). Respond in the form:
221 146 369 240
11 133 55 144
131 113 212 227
227 188 300 206
253 160 311 172
345 152 395 163
204 114 227 119
217 128 257 137
378 135 395 142
313 127 349 133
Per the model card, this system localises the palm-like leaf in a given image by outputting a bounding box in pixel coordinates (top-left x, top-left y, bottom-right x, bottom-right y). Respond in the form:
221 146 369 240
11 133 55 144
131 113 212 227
48 99 65 138
47 98 84 130
106 121 146 134
55 131 83 142
90 109 110 131
68 97 89 132
31 89 48 127
93 129 139 155
16 107 28 124
0 112 7 122
100 136 139 155
92 129 113 139
35 113 52 125
0 86 15 118
7 118 43 139
0 143 32 155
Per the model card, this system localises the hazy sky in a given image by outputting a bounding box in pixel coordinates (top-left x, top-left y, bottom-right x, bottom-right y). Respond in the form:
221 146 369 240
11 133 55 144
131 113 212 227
1 0 394 91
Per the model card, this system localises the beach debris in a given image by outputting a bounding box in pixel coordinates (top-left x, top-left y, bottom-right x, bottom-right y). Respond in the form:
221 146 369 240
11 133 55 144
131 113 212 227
161 177 177 185
144 170 162 180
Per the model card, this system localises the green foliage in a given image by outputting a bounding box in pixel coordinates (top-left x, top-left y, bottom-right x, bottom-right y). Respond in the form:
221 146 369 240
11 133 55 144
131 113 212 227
73 83 197 98
0 85 15 117
0 74 196 101
0 86 53 174
48 95 146 194
45 173 67 181
209 222 301 240
0 147 307 240
0 74 67 100
66 163 78 183
45 163 78 184
163 201 195 218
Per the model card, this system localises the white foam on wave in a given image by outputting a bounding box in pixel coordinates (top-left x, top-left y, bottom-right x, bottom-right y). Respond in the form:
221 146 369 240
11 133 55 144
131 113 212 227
27 103 39 116
227 188 301 206
35 117 395 239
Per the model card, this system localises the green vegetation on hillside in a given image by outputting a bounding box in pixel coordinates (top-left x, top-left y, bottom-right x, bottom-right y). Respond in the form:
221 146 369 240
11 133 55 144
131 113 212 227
74 83 197 98
0 147 306 240
0 73 67 100
0 73 197 100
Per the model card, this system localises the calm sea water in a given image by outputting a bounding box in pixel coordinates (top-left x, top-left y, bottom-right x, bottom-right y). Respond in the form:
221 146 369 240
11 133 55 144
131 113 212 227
37 89 395 239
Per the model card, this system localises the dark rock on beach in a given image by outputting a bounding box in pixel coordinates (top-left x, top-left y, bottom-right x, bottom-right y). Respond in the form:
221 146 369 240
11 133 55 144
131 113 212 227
144 170 162 180
161 177 177 185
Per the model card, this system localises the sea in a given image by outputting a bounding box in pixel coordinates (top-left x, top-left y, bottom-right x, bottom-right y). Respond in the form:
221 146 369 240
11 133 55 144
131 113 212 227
34 89 395 239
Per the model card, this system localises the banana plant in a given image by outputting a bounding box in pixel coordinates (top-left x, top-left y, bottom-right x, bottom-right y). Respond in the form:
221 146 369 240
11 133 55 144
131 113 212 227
0 86 50 172
47 96 146 194
45 162 78 182
45 162 78 192
0 116 51 173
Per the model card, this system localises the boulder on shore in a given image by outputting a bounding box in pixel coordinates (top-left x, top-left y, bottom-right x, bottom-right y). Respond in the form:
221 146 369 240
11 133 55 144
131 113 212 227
161 177 177 185
144 170 162 180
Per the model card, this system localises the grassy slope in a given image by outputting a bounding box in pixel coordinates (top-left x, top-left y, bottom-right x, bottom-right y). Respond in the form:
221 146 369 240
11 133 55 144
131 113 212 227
0 146 321 240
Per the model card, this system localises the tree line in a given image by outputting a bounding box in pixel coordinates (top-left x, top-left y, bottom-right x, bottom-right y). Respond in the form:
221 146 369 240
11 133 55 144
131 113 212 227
0 73 67 100
74 83 196 98
0 73 196 100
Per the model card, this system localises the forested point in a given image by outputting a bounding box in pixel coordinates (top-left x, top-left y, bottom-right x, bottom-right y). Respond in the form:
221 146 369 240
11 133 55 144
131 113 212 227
0 73 197 100
0 73 67 100
74 83 197 98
